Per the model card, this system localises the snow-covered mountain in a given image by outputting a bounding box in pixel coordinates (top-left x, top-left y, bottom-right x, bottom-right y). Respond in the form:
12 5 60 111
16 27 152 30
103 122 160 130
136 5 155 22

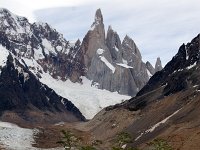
0 8 161 119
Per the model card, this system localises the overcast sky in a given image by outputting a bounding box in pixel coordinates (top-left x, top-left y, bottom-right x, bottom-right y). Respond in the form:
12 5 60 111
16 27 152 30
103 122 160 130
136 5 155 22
1 0 200 66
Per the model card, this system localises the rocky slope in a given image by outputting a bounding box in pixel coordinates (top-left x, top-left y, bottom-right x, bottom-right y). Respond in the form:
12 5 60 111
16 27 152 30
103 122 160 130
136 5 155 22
0 51 85 124
85 34 200 149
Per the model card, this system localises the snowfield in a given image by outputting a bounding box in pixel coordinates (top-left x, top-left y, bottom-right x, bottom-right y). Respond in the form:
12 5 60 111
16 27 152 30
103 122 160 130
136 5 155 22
40 73 131 119
0 121 36 150
0 121 64 150
20 57 130 119
0 45 9 69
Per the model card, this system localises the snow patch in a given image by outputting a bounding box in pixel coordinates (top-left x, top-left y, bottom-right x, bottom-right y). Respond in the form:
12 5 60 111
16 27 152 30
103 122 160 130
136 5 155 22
122 59 128 65
146 109 181 133
135 108 182 141
64 49 70 55
54 122 65 126
0 45 9 68
121 144 127 149
0 121 37 150
97 48 104 55
42 39 56 55
56 46 62 51
99 56 115 73
114 46 119 52
187 62 197 69
34 47 45 60
147 69 152 78
185 46 189 60
3 19 9 26
116 63 133 69
0 121 63 150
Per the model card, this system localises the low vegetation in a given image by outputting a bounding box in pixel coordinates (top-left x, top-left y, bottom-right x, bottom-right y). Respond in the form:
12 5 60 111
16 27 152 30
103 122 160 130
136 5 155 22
147 138 173 150
57 130 173 150
57 130 97 150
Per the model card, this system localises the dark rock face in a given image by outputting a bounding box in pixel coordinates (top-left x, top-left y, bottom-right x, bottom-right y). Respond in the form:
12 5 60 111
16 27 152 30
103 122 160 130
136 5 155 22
0 54 85 122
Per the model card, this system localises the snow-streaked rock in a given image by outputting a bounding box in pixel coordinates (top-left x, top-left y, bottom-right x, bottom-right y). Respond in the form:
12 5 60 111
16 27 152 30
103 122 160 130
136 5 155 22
146 61 155 78
80 9 151 96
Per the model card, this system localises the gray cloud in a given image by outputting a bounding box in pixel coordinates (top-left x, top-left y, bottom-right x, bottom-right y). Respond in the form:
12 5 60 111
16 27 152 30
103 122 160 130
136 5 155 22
33 0 200 66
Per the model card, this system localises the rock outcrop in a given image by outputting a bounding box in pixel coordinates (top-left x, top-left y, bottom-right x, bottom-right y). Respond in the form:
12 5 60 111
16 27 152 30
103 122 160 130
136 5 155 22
146 61 155 75
155 57 163 72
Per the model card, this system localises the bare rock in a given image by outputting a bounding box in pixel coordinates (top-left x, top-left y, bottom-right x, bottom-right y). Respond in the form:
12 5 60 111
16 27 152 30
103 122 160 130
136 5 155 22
155 57 163 72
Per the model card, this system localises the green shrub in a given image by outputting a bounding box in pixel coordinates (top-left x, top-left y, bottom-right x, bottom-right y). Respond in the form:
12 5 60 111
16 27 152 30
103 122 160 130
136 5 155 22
116 132 132 147
148 138 173 150
57 130 80 150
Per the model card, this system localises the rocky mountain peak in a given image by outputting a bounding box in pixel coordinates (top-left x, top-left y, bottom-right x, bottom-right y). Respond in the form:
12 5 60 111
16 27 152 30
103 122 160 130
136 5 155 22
108 25 112 31
122 35 142 59
75 39 81 47
155 57 163 72
94 8 103 24
81 9 153 96
106 25 122 62
81 9 107 68
90 8 104 31
146 61 155 76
